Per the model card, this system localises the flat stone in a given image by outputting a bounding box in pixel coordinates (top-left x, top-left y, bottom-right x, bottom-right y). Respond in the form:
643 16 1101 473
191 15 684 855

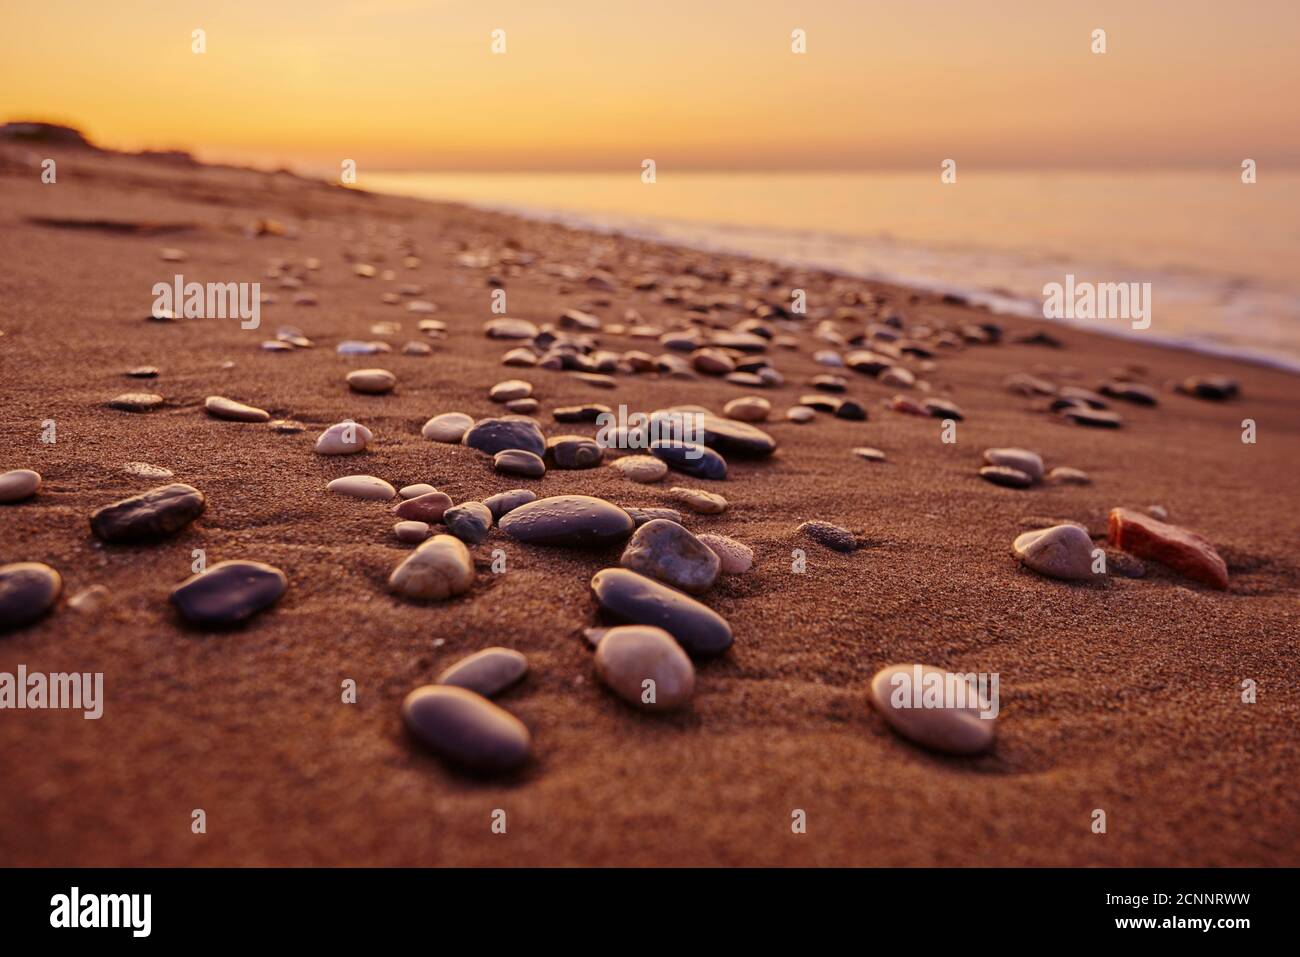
67 584 110 614
983 448 1043 482
697 533 753 573
399 483 437 499
723 396 770 422
502 347 538 367
489 379 533 403
125 366 159 378
979 465 1036 489
620 519 720 594
483 318 540 340
650 441 727 480
786 406 816 423
394 520 431 543
0 469 41 503
1013 524 1097 581
799 520 857 552
327 475 396 500
1061 406 1123 428
505 397 539 415
594 625 695 711
546 435 603 469
437 648 528 698
90 483 205 543
108 392 163 412
852 447 886 463
590 567 733 656
499 495 634 546
880 367 915 388
122 462 174 479
421 412 475 443
463 416 546 457
670 487 728 515
169 560 287 626
0 562 62 629
922 398 962 420
346 368 396 394
484 489 537 520
1178 375 1239 401
494 448 546 478
401 685 530 773
610 455 667 483
649 409 777 457
869 664 996 755
204 396 270 423
571 371 618 389
315 421 372 454
394 490 453 522
553 403 611 423
336 340 389 356
1099 381 1159 406
389 534 475 600
444 501 493 544
1048 466 1091 485
269 419 305 433
1108 507 1228 589
835 399 868 421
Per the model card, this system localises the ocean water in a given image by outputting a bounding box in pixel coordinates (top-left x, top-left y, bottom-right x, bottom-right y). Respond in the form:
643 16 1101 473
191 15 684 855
365 170 1300 371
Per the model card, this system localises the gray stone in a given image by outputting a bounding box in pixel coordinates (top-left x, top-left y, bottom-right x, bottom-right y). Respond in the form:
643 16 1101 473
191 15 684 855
437 648 528 697
90 483 205 543
619 519 720 594
401 685 531 772
170 560 287 626
594 625 695 711
499 495 634 546
590 567 733 656
0 562 62 630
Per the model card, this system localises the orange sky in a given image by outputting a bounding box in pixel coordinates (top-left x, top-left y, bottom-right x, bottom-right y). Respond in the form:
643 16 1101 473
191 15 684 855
3 0 1298 172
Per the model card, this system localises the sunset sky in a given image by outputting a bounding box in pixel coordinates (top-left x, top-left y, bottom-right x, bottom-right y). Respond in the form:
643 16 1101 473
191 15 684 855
3 0 1298 172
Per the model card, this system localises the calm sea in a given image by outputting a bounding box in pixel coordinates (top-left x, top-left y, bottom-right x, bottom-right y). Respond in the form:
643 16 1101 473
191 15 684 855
366 170 1300 371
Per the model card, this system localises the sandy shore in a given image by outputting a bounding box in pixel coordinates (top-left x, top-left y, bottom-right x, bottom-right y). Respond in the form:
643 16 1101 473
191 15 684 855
1 145 1297 867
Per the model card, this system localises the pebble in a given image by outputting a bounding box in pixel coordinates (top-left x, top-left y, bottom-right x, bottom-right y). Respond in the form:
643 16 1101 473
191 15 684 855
626 507 684 527
90 483 205 543
0 562 62 630
1105 549 1147 578
444 501 493 544
204 395 270 423
868 664 996 755
0 469 41 503
572 372 618 389
499 495 634 546
399 483 437 499
1100 381 1158 406
1061 406 1123 428
650 441 727 480
315 421 373 455
170 560 288 626
502 347 538 367
650 410 777 458
67 584 110 614
394 520 431 543
269 419 305 433
421 412 474 443
553 403 611 423
724 396 770 422
1178 374 1239 401
880 367 915 388
346 368 396 394
979 465 1036 489
670 487 728 515
336 340 388 356
463 416 547 457
327 475 396 500
388 534 475 600
437 648 528 698
1048 466 1091 485
483 318 540 340
697 533 754 573
494 448 546 478
123 462 174 480
1013 524 1097 581
590 567 733 656
125 366 159 378
108 392 163 412
546 435 603 469
835 398 868 421
1108 507 1228 589
620 519 721 594
610 455 667 483
852 447 887 463
394 490 453 522
484 489 537 520
594 625 696 711
489 379 533 403
401 340 432 356
505 397 539 415
983 448 1043 482
922 398 962 420
401 685 530 772
799 520 857 552
786 406 816 423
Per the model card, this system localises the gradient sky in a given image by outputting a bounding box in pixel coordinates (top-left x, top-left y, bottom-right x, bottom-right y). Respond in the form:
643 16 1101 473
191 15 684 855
3 0 1298 172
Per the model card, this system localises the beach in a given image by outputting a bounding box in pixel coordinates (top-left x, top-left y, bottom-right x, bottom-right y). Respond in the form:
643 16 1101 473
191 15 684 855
2 143 1298 867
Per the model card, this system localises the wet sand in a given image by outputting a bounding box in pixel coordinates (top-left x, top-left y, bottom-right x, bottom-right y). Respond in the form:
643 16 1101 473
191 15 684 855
1 146 1298 866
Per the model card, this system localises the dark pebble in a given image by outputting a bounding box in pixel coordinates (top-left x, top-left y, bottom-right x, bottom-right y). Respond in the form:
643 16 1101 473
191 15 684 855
650 440 727 480
499 495 634 546
0 562 62 630
463 416 546 456
798 520 857 552
546 435 603 469
401 685 531 773
90 483 205 543
590 567 733 656
169 560 287 626
484 489 537 520
444 501 493 544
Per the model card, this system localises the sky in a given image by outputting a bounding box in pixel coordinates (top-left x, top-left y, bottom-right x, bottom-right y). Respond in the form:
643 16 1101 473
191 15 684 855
2 0 1298 172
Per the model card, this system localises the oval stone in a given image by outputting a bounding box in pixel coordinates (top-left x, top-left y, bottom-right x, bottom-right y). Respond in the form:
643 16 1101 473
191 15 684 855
484 489 537 520
500 495 633 546
799 520 856 552
204 395 270 423
979 465 1035 489
650 441 727 480
590 567 733 656
315 421 373 455
394 520 431 543
697 533 753 573
346 368 396 394
388 534 474 600
421 412 474 443
869 664 996 755
108 392 164 412
436 647 528 698
610 455 668 483
0 469 41 503
1013 524 1097 581
327 475 396 500
620 519 720 594
494 448 546 478
546 435 603 470
983 448 1043 482
393 490 452 523
670 487 728 515
443 501 493 544
724 396 770 422
463 416 546 457
90 483 205 543
399 483 437 499
595 625 695 711
169 560 288 626
0 562 62 630
489 379 533 403
401 685 531 773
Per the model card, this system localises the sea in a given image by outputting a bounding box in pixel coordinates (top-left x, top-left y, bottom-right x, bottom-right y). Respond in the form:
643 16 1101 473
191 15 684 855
365 170 1300 372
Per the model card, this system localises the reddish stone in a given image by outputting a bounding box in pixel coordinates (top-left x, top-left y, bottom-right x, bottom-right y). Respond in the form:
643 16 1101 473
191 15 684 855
1107 508 1228 589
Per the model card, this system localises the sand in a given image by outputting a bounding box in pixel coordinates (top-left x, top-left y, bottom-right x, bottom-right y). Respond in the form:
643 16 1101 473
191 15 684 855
1 145 1298 866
